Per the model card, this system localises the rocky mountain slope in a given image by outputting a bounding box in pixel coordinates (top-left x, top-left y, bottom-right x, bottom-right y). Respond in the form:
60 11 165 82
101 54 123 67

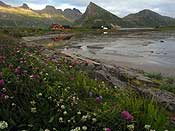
75 2 130 28
63 8 82 21
19 3 30 9
76 2 175 28
0 0 9 7
1 1 175 28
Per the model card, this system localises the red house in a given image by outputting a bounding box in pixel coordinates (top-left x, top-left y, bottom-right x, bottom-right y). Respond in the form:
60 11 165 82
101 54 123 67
50 24 64 30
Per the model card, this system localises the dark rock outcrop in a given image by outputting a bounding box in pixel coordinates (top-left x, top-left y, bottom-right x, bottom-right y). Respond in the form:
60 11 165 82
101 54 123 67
0 1 10 7
63 8 82 21
75 2 126 28
39 5 59 14
19 3 30 9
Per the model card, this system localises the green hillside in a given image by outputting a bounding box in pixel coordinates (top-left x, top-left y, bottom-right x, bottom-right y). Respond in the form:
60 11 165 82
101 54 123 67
123 9 175 27
75 2 130 28
0 5 71 28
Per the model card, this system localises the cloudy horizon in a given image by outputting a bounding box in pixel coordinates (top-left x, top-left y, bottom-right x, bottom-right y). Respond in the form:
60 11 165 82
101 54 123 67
1 0 175 18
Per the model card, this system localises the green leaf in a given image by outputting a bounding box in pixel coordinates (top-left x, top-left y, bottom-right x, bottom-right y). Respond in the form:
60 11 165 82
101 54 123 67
49 116 55 123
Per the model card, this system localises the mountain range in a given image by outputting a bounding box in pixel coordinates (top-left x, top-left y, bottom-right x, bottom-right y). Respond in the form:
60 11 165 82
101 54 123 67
0 1 175 28
0 1 82 28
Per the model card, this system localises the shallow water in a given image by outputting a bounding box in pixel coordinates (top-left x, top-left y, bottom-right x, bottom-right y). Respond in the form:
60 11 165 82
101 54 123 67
60 31 175 76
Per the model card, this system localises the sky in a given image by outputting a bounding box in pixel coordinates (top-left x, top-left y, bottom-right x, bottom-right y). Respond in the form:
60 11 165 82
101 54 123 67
2 0 175 17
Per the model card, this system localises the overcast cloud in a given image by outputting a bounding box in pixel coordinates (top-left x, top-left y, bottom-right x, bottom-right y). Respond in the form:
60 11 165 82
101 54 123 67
2 0 175 17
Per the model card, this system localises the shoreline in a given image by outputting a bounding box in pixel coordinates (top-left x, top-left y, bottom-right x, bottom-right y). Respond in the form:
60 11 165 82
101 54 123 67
24 37 175 112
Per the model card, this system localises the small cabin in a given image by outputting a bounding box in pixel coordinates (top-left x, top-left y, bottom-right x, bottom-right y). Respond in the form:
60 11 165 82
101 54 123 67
50 24 64 30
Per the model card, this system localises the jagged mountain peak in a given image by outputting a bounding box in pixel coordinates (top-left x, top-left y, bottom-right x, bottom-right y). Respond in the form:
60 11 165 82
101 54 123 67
89 2 96 6
64 8 81 14
45 5 56 10
20 3 30 9
63 8 82 21
138 9 160 16
0 1 10 7
86 2 101 12
76 2 125 27
39 5 59 14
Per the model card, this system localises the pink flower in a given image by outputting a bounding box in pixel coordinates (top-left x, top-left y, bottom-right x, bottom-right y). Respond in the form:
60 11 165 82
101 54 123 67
15 67 21 75
121 111 134 121
0 79 5 87
170 116 175 121
0 56 5 63
0 93 6 98
96 96 102 103
105 128 111 131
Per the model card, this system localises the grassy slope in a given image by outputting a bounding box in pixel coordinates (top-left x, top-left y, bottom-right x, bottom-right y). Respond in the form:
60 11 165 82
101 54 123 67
145 72 175 94
75 3 130 28
123 10 175 28
0 31 174 131
0 6 71 28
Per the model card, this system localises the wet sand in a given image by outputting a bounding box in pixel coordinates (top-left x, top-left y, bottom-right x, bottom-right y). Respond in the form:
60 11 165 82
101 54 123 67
62 30 175 77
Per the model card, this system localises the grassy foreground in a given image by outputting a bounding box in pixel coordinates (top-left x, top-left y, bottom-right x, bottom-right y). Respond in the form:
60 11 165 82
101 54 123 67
0 34 174 131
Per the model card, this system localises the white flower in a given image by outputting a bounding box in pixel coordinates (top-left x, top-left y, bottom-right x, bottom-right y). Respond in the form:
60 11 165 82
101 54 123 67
77 127 81 130
87 113 91 119
30 100 36 106
53 128 57 131
77 111 81 115
63 111 67 115
82 126 87 130
45 129 50 131
4 95 9 99
10 96 14 99
92 118 97 123
12 103 16 106
81 115 88 122
31 107 37 113
2 88 6 92
68 120 71 123
150 130 156 131
144 125 151 130
59 99 64 102
59 117 63 123
48 96 52 100
28 124 33 127
38 93 42 96
114 86 118 89
127 124 134 130
61 105 65 109
93 113 97 116
0 121 8 129
73 97 76 101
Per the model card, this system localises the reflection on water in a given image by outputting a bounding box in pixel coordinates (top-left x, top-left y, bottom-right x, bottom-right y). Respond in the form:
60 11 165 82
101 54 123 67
60 31 175 76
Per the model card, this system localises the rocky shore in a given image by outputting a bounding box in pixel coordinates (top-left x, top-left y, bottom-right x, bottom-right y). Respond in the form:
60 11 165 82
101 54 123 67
23 36 175 113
